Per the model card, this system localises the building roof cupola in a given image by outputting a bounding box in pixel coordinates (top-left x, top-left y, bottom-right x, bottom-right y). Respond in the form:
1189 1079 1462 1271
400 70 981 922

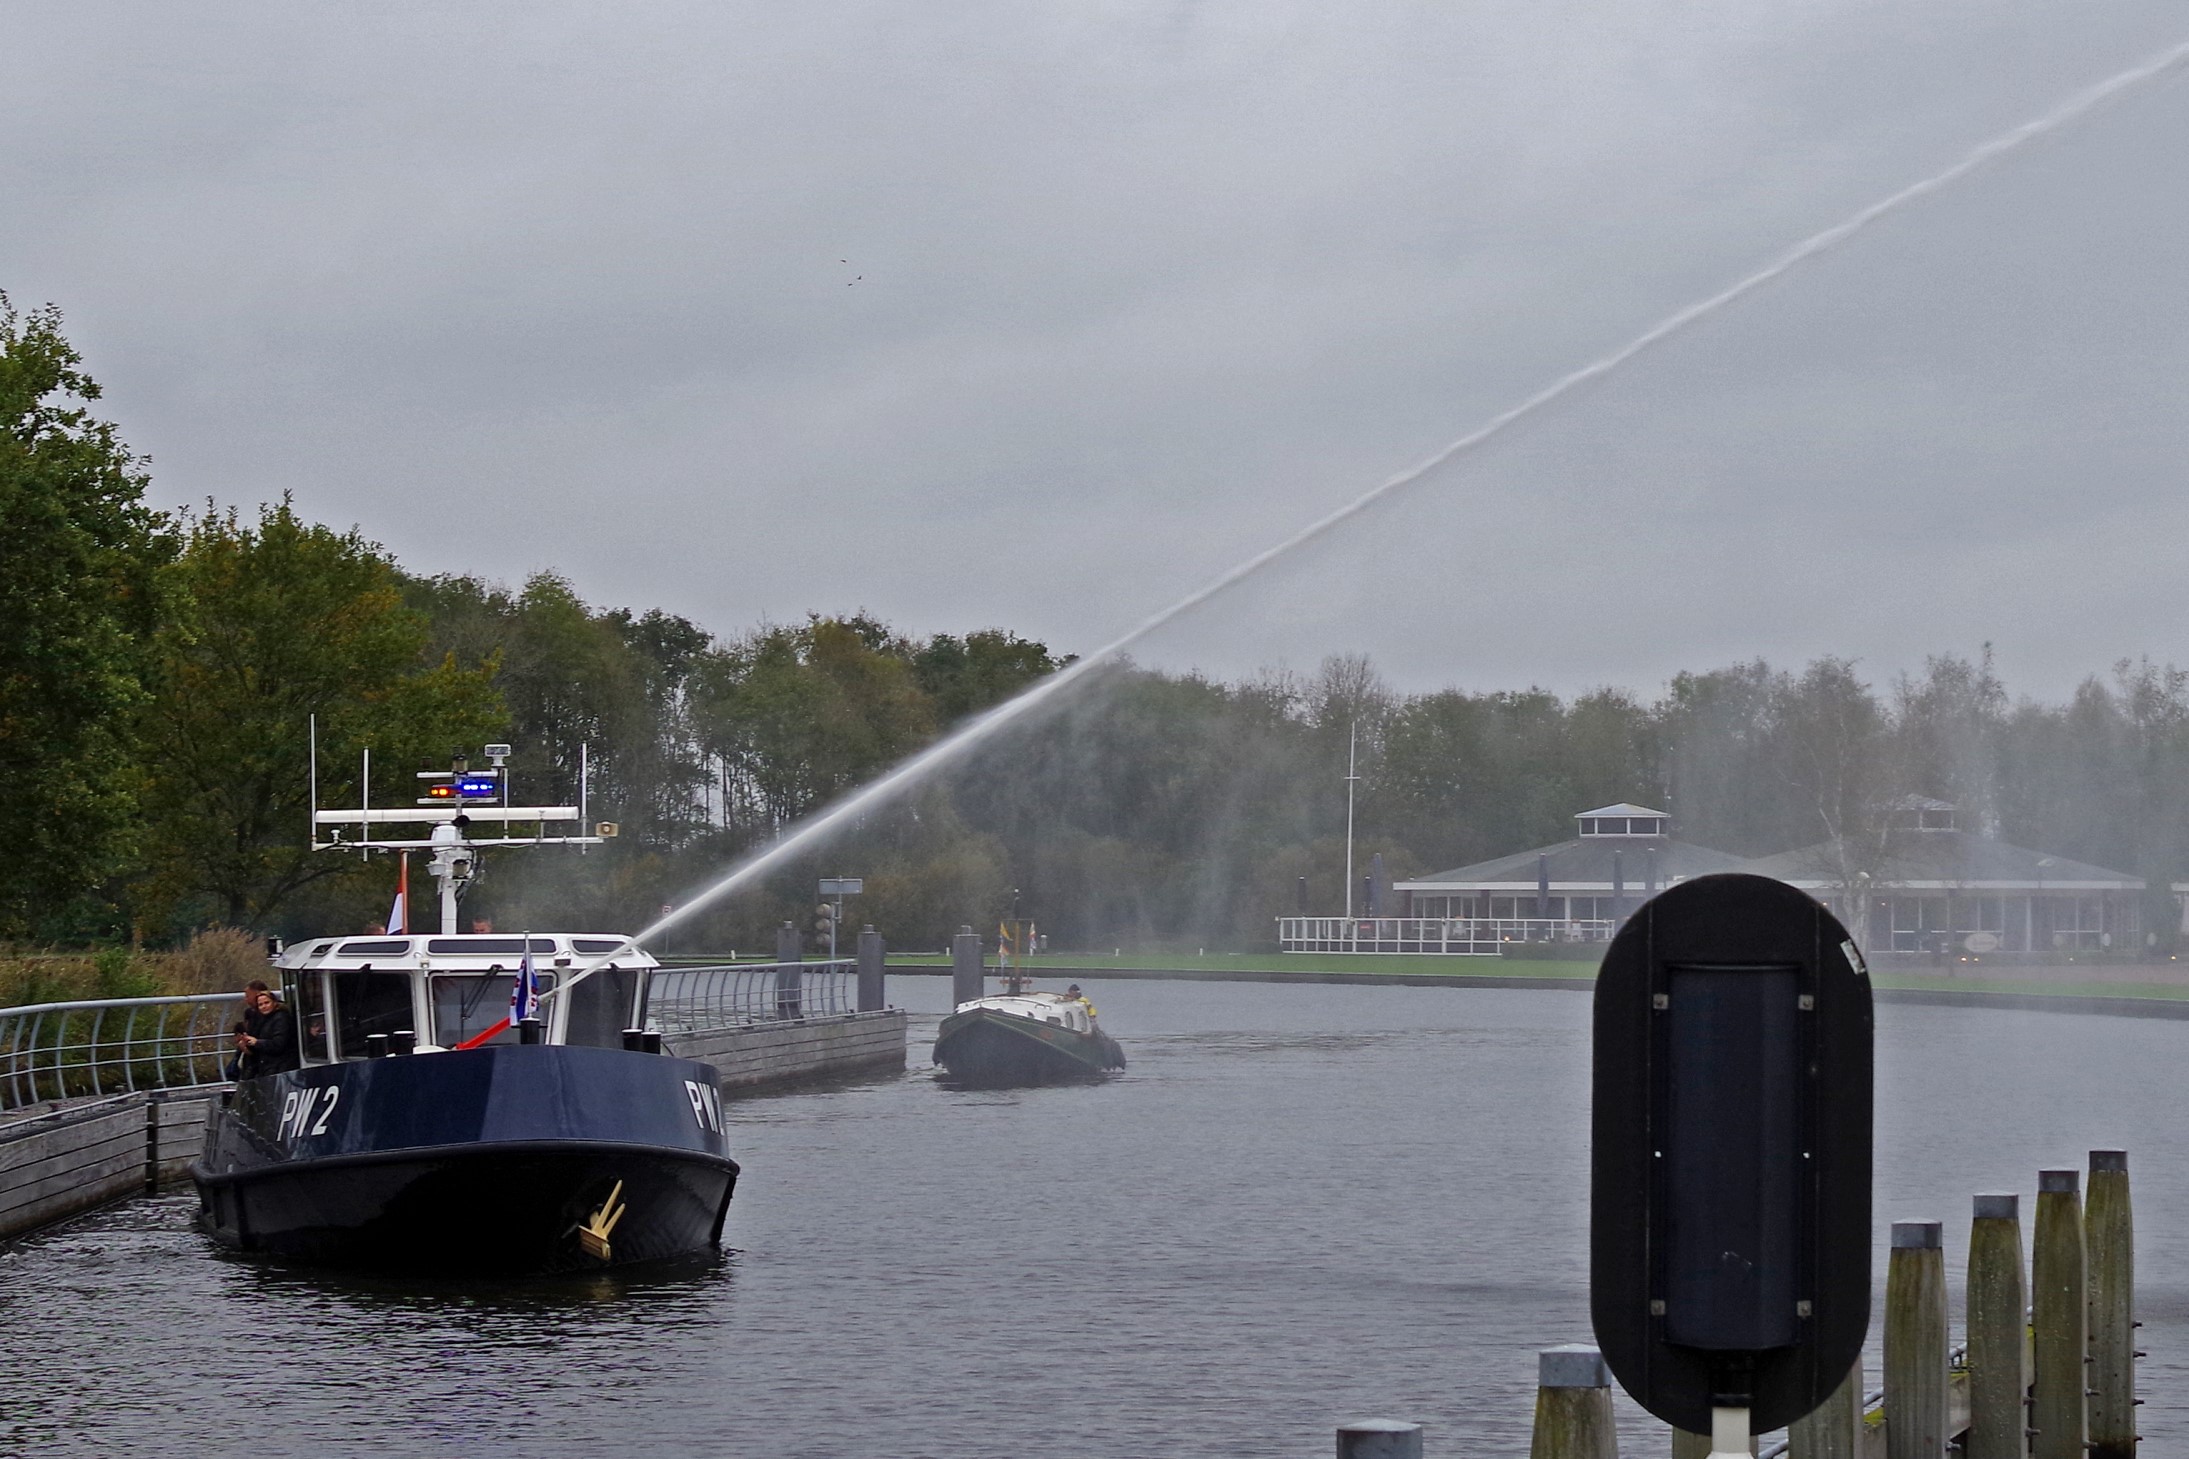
1575 803 1669 838
1886 795 1958 832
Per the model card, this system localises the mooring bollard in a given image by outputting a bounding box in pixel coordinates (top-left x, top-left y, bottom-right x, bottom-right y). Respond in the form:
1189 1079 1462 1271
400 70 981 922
2031 1170 2085 1459
2086 1151 2135 1459
1966 1194 2029 1459
1787 1361 1860 1459
1338 1418 1425 1459
855 925 885 1012
1529 1345 1614 1459
1885 1220 1948 1459
950 926 982 1006
774 920 804 1018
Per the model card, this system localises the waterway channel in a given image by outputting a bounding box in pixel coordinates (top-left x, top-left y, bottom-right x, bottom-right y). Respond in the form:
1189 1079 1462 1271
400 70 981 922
2 978 2184 1457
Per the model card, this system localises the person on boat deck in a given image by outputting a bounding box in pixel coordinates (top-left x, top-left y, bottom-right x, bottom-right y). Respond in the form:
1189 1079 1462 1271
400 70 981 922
236 989 300 1079
1065 983 1096 1018
226 980 270 1080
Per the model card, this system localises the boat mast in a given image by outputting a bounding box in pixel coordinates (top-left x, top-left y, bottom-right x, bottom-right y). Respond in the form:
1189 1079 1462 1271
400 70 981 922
428 819 473 934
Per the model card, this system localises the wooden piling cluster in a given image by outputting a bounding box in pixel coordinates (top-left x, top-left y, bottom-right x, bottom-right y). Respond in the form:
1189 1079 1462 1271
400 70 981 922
1500 1149 2138 1459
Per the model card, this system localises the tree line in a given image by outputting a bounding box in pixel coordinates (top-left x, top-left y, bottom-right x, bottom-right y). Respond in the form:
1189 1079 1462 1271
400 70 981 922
9 299 2188 955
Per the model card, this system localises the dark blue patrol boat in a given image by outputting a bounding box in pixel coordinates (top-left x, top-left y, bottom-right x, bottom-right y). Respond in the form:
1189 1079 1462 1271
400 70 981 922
191 748 738 1274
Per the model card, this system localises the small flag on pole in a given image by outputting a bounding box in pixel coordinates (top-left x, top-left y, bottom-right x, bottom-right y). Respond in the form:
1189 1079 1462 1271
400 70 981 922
511 936 539 1026
387 852 409 936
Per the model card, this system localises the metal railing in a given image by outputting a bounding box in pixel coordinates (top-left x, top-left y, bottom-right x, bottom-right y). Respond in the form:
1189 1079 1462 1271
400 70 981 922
648 960 858 1033
1276 916 1618 955
0 993 241 1111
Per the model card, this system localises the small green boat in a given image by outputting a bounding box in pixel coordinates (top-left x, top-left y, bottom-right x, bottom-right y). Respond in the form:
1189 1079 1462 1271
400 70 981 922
933 986 1126 1086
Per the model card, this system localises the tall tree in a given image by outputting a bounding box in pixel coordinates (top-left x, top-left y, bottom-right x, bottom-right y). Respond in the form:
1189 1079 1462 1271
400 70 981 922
689 615 937 839
137 500 503 931
912 628 1063 724
0 298 173 934
415 572 714 848
1890 648 2007 834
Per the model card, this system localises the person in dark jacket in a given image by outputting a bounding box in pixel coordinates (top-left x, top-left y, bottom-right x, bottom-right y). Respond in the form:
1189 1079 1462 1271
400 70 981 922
236 989 299 1079
225 980 270 1080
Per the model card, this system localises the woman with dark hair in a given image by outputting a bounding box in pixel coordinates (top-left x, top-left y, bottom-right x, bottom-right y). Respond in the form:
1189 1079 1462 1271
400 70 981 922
236 988 299 1079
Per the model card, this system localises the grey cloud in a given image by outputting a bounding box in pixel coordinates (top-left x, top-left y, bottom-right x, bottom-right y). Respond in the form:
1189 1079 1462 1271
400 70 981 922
6 1 2189 703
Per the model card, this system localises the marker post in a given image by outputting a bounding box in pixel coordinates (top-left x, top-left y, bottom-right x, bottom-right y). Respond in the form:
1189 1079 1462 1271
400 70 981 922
1591 873 1875 1443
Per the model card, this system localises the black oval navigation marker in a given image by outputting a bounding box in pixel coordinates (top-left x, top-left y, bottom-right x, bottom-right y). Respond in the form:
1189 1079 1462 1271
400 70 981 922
1591 873 1873 1438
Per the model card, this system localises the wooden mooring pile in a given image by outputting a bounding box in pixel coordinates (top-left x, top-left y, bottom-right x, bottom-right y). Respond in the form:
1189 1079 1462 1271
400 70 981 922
1333 1149 2137 1459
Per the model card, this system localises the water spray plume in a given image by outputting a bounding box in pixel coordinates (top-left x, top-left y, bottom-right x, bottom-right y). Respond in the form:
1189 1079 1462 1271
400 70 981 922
553 36 2189 994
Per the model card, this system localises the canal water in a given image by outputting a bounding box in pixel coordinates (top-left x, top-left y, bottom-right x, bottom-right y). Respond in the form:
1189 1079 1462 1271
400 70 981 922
3 978 2185 1457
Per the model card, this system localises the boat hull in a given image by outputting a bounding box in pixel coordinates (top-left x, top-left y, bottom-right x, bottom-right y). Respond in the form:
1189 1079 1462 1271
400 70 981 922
191 1044 738 1274
932 1007 1125 1086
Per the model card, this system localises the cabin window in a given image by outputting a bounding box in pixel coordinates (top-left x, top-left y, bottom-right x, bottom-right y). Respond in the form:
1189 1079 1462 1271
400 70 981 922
561 967 640 1049
426 937 555 955
338 939 408 956
290 973 333 1065
430 971 556 1047
332 971 415 1058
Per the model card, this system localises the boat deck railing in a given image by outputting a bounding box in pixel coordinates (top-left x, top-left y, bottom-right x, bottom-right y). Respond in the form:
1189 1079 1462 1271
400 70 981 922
0 993 240 1111
648 960 860 1033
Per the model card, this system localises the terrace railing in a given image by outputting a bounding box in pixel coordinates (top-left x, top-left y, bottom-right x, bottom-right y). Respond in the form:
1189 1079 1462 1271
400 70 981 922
0 993 241 1111
647 960 859 1033
1276 916 1617 956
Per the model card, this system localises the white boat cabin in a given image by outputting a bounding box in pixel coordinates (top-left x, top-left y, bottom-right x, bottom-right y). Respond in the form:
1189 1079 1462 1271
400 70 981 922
958 990 1097 1035
272 933 659 1064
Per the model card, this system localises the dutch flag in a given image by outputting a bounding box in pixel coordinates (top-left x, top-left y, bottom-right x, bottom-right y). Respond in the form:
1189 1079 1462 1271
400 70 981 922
511 941 539 1026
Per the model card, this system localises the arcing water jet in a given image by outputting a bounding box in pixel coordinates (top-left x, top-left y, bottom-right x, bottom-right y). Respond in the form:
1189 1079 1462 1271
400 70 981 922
549 35 2189 998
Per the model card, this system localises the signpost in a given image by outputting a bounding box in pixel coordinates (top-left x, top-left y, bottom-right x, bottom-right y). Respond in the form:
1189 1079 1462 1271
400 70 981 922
817 877 864 959
1591 873 1873 1454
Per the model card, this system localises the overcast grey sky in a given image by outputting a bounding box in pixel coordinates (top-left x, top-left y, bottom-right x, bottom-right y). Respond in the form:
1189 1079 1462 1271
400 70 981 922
8 3 2188 700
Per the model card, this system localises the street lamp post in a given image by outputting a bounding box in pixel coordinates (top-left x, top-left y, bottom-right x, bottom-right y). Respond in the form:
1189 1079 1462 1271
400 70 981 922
1343 721 1361 923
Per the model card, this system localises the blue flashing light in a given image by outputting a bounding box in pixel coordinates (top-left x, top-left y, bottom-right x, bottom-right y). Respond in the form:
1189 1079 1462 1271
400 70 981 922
455 776 500 798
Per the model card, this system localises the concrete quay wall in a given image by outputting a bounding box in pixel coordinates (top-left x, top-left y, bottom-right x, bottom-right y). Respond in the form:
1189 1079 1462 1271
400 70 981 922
667 1010 907 1091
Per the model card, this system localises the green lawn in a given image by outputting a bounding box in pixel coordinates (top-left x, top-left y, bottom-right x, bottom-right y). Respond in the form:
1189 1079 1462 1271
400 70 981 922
1866 973 2189 1001
882 949 1601 978
674 946 2189 1004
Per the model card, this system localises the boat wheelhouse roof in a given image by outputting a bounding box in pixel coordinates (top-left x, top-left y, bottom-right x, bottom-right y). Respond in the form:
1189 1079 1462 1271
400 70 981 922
277 933 660 972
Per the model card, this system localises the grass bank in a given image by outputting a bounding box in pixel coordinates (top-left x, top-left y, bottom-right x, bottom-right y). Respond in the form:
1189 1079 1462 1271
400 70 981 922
882 950 1602 979
875 949 2189 1006
0 930 269 1007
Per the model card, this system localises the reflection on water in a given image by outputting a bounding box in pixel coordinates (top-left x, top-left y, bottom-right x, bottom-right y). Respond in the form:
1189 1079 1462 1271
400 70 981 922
3 977 2186 1458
